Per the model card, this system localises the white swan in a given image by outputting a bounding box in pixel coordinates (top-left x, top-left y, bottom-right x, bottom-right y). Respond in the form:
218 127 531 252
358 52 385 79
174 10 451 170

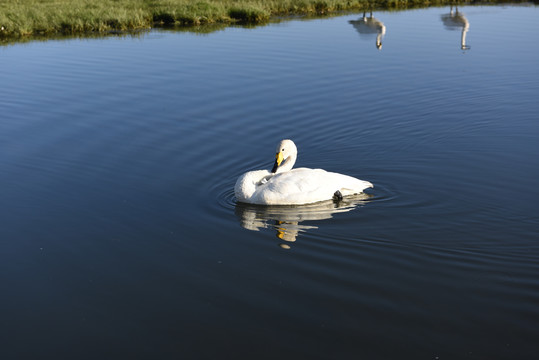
441 6 471 50
234 139 373 205
349 11 386 50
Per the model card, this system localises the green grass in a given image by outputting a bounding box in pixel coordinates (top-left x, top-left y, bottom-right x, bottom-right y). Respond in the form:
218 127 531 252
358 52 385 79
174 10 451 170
0 0 530 39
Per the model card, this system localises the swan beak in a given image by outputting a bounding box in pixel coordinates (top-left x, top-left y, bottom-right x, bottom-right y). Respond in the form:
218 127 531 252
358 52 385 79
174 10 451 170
271 151 284 173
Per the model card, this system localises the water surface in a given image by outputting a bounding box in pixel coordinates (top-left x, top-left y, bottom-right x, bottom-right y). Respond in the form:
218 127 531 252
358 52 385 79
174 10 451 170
1 5 539 359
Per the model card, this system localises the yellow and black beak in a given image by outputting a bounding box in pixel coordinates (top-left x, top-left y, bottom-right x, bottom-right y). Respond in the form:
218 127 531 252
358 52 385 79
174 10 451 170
271 151 284 173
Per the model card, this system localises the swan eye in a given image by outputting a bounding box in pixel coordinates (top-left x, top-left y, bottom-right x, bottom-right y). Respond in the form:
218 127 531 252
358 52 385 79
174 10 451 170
282 148 285 151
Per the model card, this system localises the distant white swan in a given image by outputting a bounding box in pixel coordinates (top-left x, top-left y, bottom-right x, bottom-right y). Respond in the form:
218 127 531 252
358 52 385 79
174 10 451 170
349 11 386 50
441 6 470 50
234 139 373 205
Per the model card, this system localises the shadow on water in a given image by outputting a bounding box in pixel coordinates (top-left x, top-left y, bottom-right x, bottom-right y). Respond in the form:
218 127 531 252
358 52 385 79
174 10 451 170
234 193 373 249
441 5 471 50
0 30 149 47
0 22 232 47
349 10 386 50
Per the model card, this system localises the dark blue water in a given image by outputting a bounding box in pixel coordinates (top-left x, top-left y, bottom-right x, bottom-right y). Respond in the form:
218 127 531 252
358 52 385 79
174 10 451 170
1 5 539 359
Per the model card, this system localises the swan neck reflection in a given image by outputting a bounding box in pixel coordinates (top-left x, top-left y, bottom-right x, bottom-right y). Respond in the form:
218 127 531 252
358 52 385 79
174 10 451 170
441 5 471 51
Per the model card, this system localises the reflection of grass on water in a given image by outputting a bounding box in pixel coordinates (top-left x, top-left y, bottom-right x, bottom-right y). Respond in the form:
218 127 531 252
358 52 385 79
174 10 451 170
0 0 532 40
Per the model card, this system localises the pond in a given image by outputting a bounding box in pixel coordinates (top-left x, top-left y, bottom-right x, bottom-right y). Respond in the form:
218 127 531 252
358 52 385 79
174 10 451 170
1 4 539 359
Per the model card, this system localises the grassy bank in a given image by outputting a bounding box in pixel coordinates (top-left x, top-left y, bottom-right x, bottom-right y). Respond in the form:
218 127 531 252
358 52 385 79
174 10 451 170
0 0 531 38
0 0 437 37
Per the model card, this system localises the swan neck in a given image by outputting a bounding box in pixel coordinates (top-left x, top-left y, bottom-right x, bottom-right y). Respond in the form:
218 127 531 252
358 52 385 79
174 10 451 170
276 153 296 173
376 33 383 49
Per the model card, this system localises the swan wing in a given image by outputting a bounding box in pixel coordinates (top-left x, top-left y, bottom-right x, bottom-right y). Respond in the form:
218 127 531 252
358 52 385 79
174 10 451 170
252 168 372 205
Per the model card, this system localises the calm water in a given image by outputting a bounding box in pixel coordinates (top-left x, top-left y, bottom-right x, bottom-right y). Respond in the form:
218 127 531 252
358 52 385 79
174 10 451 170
1 5 539 359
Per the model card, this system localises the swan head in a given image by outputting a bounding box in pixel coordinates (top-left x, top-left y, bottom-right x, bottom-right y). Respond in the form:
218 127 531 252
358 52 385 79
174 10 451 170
271 139 297 174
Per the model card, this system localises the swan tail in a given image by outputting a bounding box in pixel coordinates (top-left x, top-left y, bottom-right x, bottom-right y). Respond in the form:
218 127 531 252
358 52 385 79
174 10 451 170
339 180 373 196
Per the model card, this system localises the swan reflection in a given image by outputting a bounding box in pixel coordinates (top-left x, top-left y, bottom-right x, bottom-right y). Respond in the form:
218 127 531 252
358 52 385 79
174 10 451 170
235 193 372 248
441 6 471 50
349 11 386 50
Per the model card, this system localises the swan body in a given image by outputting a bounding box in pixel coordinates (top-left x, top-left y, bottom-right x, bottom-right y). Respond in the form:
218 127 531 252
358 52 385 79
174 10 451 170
234 140 373 205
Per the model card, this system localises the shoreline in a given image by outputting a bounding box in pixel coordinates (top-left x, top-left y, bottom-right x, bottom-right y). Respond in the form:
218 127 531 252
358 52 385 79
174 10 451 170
0 0 534 41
